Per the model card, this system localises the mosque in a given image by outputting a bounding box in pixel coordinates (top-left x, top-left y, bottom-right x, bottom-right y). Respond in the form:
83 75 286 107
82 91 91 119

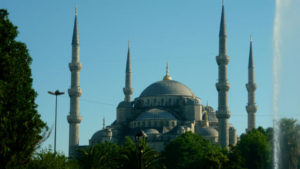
66 2 257 157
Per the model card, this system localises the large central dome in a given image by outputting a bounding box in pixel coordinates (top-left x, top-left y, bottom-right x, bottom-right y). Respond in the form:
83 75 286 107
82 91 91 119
140 80 194 97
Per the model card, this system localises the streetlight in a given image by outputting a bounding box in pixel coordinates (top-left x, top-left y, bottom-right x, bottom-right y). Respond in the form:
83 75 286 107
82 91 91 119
135 130 147 169
48 90 64 153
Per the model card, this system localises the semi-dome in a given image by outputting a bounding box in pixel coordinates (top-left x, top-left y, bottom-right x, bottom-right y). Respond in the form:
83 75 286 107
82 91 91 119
199 127 218 137
140 80 194 97
136 108 177 120
144 128 160 135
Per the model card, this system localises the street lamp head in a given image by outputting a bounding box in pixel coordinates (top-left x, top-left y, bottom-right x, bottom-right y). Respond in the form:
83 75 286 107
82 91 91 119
55 90 65 95
48 91 55 95
48 90 65 96
135 129 147 142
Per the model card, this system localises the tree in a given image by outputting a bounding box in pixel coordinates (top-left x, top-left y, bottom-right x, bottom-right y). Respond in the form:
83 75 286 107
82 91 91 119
0 9 47 168
279 118 300 169
27 147 74 169
161 132 228 169
234 128 272 169
120 137 164 169
75 142 122 169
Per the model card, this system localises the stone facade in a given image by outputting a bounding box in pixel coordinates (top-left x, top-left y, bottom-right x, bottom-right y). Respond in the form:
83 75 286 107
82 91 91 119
66 2 263 153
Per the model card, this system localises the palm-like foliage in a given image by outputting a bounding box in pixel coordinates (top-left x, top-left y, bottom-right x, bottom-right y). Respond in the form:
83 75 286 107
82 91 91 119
120 137 165 169
75 142 122 169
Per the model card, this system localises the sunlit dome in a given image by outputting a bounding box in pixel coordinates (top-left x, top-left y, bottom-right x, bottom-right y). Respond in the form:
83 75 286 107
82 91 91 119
140 80 194 97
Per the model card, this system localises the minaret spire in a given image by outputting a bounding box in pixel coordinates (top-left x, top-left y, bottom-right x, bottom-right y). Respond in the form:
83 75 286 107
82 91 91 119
102 117 105 130
216 0 231 148
123 40 134 102
72 7 79 46
67 8 82 157
246 36 257 132
219 0 227 54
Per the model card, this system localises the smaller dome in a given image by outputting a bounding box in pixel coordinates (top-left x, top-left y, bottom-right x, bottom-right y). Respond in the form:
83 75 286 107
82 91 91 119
90 130 106 145
199 127 218 137
136 108 177 121
144 128 160 135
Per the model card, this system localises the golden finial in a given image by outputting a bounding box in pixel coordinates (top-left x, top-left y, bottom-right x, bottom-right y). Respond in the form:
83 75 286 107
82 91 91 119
206 101 209 107
128 40 130 48
222 0 224 6
163 62 172 80
250 35 253 42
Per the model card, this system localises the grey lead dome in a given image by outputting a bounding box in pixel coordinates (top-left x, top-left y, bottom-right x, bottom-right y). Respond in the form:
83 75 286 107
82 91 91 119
140 80 194 97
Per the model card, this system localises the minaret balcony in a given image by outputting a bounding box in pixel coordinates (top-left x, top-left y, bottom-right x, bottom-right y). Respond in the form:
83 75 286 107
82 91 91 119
216 55 230 65
216 110 231 119
123 87 133 95
69 62 82 71
68 88 82 97
216 82 230 91
67 114 82 123
246 104 257 113
246 83 257 91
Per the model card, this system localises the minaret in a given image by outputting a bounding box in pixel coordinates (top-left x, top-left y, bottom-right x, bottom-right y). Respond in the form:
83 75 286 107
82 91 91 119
67 8 82 157
123 41 134 102
216 0 231 148
246 36 257 132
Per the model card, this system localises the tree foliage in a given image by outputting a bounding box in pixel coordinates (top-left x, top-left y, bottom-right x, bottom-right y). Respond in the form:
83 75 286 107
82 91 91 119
27 147 71 169
161 132 228 169
279 118 300 169
75 142 121 169
0 9 46 168
120 137 164 169
234 128 272 169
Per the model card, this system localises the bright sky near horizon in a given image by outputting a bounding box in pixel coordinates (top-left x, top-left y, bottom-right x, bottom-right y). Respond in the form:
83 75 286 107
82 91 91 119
2 0 300 155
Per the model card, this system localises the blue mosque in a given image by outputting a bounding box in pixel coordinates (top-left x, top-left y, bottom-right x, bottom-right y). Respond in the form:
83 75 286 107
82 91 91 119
66 1 257 157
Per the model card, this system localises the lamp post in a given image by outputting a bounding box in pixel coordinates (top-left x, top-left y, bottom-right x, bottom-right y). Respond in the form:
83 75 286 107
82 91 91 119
48 90 64 153
135 130 147 169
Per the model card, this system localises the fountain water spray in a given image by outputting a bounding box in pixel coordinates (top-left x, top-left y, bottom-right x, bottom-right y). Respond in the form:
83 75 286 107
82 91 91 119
273 0 282 168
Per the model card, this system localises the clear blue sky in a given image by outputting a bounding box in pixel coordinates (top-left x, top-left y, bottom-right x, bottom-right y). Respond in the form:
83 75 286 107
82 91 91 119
2 0 300 155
